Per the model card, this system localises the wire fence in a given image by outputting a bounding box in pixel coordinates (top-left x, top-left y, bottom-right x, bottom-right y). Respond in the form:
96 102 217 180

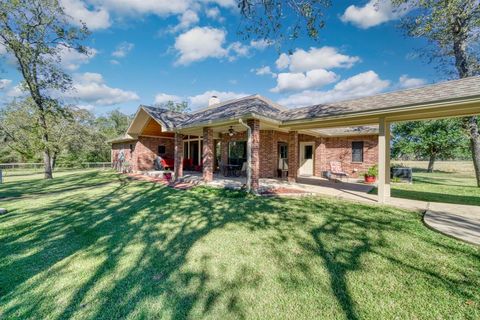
0 162 113 179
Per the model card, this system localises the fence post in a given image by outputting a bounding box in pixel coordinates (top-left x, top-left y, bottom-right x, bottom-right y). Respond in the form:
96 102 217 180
0 169 3 184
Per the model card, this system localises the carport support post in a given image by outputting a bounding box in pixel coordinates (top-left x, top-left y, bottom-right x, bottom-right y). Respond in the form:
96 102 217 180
203 127 214 182
174 133 184 181
378 117 391 203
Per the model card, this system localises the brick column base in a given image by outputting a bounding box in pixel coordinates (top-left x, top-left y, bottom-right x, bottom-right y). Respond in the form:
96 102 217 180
203 127 214 182
288 131 299 182
247 119 260 190
174 133 184 181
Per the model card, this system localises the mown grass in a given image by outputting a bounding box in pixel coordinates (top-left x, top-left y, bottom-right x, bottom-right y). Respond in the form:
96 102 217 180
0 170 479 319
370 161 480 206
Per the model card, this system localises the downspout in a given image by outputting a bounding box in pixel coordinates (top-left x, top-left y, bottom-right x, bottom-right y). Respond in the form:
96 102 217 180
238 119 252 193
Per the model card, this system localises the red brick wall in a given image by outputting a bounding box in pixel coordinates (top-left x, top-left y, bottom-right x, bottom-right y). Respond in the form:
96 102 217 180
112 136 175 171
111 142 135 166
321 135 378 178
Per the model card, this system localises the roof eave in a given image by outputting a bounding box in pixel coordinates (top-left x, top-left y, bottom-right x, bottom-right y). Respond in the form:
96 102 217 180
281 95 480 128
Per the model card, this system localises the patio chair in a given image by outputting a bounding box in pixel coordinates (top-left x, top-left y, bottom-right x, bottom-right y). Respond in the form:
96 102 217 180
330 161 349 182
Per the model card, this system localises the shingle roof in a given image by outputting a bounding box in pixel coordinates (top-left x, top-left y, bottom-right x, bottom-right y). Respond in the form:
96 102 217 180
141 105 191 129
138 76 480 130
181 95 285 126
282 76 480 121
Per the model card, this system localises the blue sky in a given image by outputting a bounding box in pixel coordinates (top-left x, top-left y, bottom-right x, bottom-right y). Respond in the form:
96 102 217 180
0 0 439 115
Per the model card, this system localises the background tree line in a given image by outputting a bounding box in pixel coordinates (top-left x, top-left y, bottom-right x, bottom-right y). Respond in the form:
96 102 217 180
0 98 131 166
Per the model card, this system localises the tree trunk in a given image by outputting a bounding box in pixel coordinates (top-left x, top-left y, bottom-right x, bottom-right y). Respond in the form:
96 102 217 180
427 154 435 173
467 117 480 186
43 148 53 179
39 111 53 179
51 152 57 171
453 29 480 186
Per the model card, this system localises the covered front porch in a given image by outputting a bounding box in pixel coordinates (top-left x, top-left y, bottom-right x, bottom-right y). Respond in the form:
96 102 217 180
179 171 375 199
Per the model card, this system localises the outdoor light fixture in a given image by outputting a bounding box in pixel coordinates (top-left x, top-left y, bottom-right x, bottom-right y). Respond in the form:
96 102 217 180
228 126 235 136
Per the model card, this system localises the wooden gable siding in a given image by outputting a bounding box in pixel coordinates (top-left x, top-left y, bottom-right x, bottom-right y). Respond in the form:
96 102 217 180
141 118 175 138
141 119 163 136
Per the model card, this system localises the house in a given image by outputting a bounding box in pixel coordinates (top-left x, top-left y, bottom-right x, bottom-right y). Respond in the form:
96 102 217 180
110 76 480 202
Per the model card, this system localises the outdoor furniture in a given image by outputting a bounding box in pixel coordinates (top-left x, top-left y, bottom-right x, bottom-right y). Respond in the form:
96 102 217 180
391 167 413 183
330 161 349 181
224 164 241 177
277 169 288 179
183 158 193 170
160 158 174 170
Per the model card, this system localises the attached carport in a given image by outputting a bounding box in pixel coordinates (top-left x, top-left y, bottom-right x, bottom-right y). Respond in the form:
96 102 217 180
280 76 480 203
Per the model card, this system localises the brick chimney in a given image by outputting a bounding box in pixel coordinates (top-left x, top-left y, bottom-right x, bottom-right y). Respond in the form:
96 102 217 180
208 95 220 106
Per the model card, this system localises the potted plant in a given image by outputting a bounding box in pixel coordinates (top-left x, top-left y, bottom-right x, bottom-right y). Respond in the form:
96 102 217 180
364 165 378 183
163 168 172 181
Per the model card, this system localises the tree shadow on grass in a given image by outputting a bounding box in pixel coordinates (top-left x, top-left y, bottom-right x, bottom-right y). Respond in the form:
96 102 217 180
1 175 479 319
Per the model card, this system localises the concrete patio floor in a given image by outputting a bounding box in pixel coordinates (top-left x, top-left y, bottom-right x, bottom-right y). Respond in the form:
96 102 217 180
143 170 480 245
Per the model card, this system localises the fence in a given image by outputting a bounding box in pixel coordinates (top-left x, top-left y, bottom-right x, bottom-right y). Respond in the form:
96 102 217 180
0 162 113 178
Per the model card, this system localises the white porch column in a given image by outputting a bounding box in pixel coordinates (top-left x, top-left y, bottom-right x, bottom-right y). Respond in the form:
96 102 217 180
378 117 391 203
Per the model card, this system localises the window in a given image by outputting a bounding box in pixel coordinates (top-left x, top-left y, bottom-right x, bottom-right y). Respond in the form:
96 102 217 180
228 141 246 165
278 143 288 170
129 144 134 153
158 145 166 155
352 141 364 162
304 145 313 160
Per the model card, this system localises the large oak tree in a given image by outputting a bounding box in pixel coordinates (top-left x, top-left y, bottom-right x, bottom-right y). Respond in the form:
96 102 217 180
0 0 89 178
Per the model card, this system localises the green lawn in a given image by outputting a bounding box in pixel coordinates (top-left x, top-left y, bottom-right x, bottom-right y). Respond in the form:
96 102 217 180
370 164 480 206
0 171 479 319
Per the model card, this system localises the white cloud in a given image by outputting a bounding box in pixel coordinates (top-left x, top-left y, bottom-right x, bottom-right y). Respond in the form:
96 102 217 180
6 84 27 98
275 53 290 70
153 89 248 109
112 42 134 58
398 75 427 88
251 66 277 78
174 27 228 65
227 41 250 60
58 45 97 71
271 69 338 93
205 7 223 21
168 10 200 33
188 90 248 108
66 72 139 106
275 46 360 72
278 71 390 107
250 39 274 50
154 93 183 104
95 0 190 16
341 0 407 29
60 0 111 30
0 79 12 90
110 59 120 65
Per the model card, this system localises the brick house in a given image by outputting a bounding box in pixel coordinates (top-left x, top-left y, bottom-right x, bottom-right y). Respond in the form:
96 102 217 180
110 76 480 200
111 94 379 189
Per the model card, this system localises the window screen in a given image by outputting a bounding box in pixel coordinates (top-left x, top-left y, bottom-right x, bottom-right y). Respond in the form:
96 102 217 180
352 141 364 162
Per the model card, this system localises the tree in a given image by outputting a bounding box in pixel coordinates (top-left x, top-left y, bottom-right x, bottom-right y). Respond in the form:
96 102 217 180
392 119 469 172
0 98 104 168
392 0 480 184
155 101 190 113
237 0 330 43
0 0 89 179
